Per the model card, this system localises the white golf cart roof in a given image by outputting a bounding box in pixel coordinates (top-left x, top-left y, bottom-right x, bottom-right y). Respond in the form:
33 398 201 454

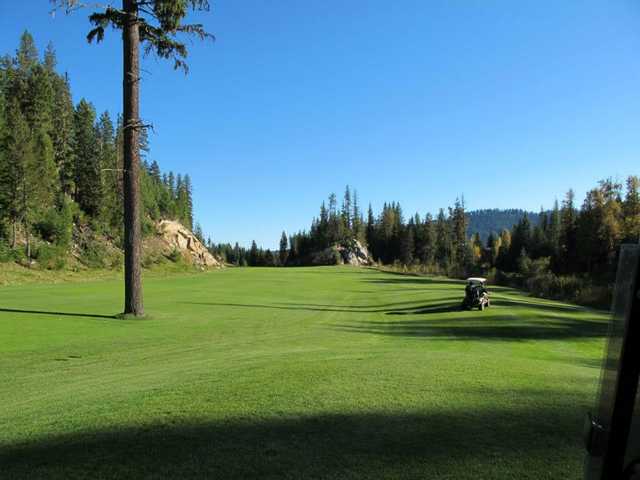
466 277 487 284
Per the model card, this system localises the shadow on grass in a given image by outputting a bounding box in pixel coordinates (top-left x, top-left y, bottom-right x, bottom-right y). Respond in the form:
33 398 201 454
320 289 610 341
277 296 460 310
373 269 460 280
284 268 377 275
367 271 517 293
386 303 462 315
1 406 583 479
490 297 591 313
335 312 608 341
365 277 464 287
183 298 462 315
383 296 597 317
0 308 116 320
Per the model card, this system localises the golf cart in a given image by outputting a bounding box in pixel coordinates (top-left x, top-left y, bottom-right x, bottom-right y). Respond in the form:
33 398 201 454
462 277 490 311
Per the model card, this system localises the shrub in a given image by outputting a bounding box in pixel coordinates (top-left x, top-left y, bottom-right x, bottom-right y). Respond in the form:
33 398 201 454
142 217 156 237
83 239 105 267
0 220 8 241
33 244 67 270
494 269 520 288
168 247 183 263
332 248 343 265
143 249 170 268
34 203 73 247
0 240 15 263
82 237 122 269
484 268 497 283
525 272 558 298
496 266 613 309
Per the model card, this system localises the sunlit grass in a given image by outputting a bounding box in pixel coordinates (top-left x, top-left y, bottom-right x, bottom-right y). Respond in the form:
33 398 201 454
0 266 607 479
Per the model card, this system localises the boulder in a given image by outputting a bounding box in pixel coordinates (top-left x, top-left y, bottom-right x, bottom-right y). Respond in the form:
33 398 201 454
155 220 222 268
310 239 373 266
338 239 372 266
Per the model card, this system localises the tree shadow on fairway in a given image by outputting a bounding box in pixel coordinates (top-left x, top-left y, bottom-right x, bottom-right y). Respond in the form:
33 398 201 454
0 307 116 320
1 404 583 480
277 296 460 311
364 272 515 293
295 268 376 274
364 277 464 287
335 312 608 341
185 290 595 319
490 297 595 313
386 303 462 315
383 296 600 317
183 298 461 315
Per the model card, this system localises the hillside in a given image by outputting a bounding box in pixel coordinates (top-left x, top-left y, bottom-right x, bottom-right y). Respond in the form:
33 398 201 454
0 33 200 275
0 219 221 279
466 209 541 241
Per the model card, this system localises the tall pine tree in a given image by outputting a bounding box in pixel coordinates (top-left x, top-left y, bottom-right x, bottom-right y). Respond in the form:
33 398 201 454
53 0 214 316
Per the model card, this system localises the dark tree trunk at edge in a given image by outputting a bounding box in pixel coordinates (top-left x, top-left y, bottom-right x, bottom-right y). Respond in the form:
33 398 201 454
122 0 143 316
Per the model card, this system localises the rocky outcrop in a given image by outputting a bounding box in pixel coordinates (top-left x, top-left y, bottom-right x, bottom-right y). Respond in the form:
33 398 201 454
339 239 372 266
310 239 372 266
154 220 222 268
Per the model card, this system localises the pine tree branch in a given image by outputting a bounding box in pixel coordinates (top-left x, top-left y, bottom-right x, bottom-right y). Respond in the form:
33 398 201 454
54 1 214 73
49 1 115 16
123 119 154 133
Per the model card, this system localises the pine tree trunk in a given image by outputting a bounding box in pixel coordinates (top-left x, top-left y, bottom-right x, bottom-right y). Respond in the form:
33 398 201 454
122 0 143 316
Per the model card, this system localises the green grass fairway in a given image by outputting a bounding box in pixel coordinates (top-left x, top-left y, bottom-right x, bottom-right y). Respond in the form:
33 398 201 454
0 267 607 479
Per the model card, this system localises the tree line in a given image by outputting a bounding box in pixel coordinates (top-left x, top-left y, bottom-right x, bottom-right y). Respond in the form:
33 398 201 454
487 178 640 304
238 180 639 304
273 186 471 273
209 240 277 268
0 32 194 264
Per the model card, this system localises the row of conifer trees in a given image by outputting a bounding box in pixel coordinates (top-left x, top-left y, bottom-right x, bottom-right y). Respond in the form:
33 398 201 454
220 179 639 304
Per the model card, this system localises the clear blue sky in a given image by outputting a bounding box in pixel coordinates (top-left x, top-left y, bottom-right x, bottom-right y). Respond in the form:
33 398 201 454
2 1 640 248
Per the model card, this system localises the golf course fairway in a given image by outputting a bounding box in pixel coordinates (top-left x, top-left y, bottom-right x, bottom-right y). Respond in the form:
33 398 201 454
0 267 608 479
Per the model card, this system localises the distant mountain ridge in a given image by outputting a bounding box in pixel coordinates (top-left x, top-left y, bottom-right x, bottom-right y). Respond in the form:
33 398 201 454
467 209 541 242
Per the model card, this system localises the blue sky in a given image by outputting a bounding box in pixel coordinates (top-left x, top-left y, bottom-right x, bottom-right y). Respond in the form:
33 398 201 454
2 1 640 248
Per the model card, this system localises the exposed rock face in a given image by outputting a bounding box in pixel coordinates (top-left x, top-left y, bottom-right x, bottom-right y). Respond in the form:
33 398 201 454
310 239 372 266
339 239 372 266
155 220 222 268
